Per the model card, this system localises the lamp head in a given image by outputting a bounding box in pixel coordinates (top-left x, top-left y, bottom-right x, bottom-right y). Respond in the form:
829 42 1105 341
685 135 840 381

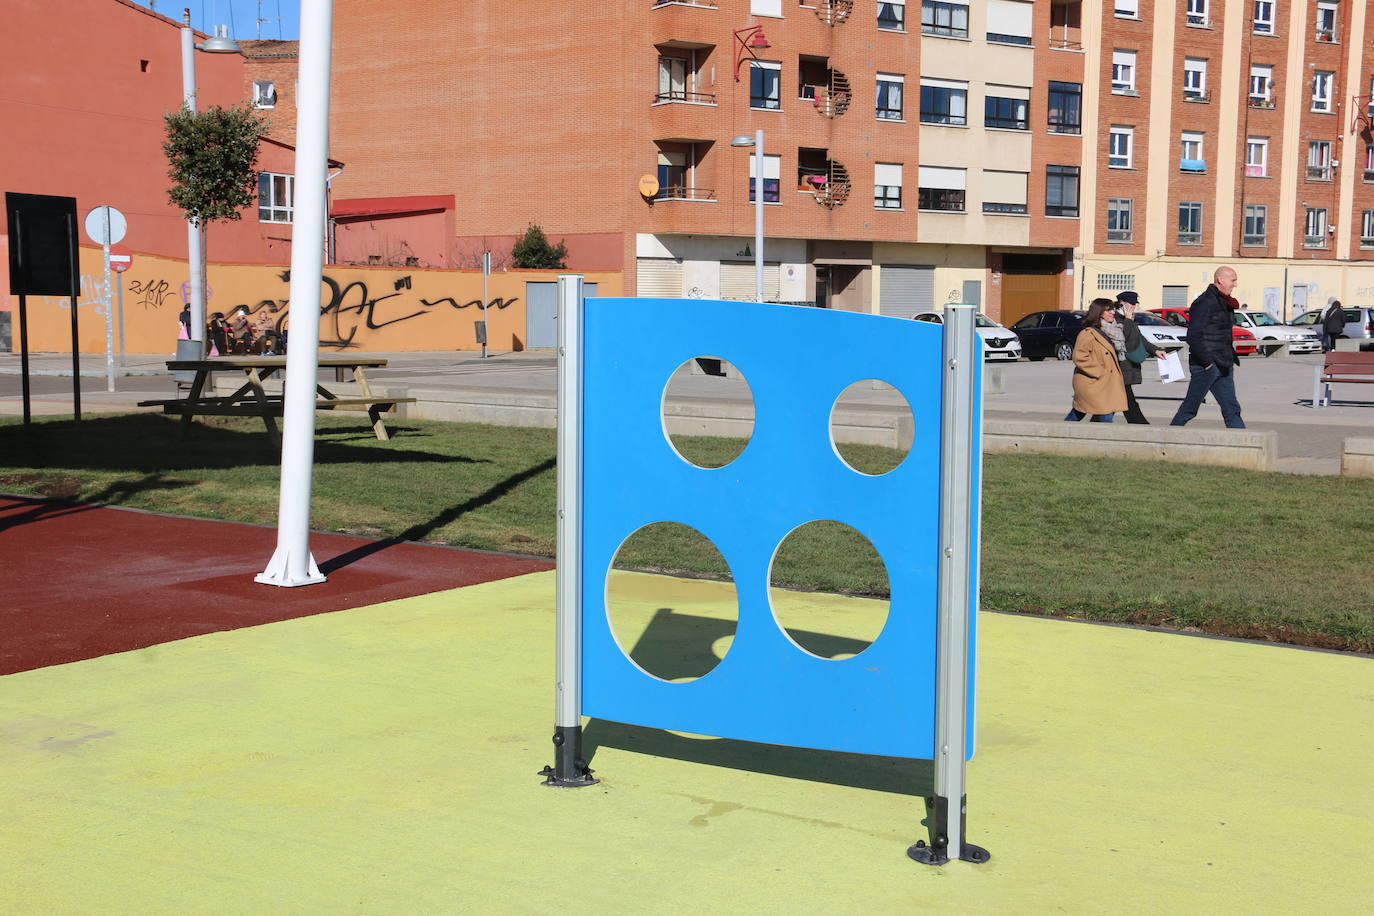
199 24 241 53
730 135 757 147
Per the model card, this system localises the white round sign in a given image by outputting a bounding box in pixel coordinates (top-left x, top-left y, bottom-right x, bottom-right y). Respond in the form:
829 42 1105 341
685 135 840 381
84 205 127 245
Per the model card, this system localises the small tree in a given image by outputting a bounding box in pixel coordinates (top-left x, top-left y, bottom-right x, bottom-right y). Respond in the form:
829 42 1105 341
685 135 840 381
510 223 568 269
163 104 265 224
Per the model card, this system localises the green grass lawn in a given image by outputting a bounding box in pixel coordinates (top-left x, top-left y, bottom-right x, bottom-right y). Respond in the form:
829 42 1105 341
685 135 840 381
3 412 1372 652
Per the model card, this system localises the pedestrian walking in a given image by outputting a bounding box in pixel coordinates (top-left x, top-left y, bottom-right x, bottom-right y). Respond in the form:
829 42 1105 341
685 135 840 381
1114 291 1168 424
1320 298 1345 352
1065 298 1127 423
1170 266 1245 429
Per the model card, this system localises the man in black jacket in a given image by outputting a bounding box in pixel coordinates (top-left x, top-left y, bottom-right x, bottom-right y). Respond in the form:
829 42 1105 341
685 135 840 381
1170 266 1246 428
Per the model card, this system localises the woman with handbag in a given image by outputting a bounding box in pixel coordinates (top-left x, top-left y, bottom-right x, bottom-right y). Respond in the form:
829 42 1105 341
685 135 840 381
1114 291 1168 424
1065 298 1128 422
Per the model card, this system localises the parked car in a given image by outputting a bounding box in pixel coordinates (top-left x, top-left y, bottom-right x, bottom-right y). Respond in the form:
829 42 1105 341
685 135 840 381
1009 310 1085 361
1231 310 1322 354
1129 312 1187 351
1149 307 1260 356
1292 307 1374 340
913 311 1022 361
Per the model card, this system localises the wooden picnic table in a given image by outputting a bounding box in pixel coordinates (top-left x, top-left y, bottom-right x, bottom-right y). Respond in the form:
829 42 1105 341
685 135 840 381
139 355 415 441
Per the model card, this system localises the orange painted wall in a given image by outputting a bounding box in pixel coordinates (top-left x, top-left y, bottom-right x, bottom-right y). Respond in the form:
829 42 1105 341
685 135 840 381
1 0 297 315
17 245 623 353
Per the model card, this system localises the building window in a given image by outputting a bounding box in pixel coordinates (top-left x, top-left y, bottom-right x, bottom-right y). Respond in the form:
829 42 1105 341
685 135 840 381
656 150 690 198
659 56 687 102
1047 81 1082 134
917 166 966 211
257 172 293 223
748 153 781 202
1365 144 1374 182
751 0 782 15
1178 201 1203 245
984 88 1029 130
252 80 276 109
1245 137 1268 177
1361 210 1374 248
1109 126 1133 168
920 79 968 125
1045 164 1079 217
986 0 1033 45
1112 50 1137 94
876 73 904 120
1243 204 1267 246
1115 0 1138 18
750 60 781 110
1249 64 1274 107
921 1 968 38
1304 207 1329 247
1252 0 1274 34
1183 59 1207 101
874 162 903 209
982 170 1028 214
1311 71 1334 112
877 0 906 31
1099 273 1136 291
1180 131 1205 171
1186 0 1208 27
1315 2 1337 42
1307 141 1333 180
1107 198 1133 242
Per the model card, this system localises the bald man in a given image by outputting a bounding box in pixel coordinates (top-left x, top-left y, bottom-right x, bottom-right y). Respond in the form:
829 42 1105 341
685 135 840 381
1170 266 1245 428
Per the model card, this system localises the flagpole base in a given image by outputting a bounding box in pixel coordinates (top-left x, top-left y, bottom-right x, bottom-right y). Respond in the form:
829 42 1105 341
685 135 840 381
255 548 327 588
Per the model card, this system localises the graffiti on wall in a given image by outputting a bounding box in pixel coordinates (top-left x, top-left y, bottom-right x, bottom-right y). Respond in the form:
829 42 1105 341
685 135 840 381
129 278 176 311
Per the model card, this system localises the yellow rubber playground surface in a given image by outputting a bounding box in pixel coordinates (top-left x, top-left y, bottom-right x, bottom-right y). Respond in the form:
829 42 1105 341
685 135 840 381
2 570 1371 913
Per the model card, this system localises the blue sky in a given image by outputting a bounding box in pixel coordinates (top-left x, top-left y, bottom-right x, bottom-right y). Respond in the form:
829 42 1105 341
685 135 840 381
132 0 301 41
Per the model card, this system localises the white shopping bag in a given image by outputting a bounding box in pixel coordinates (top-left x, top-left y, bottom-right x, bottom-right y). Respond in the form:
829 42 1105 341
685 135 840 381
1156 351 1186 384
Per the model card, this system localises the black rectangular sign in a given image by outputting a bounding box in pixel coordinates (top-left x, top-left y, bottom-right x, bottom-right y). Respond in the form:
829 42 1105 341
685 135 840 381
6 192 79 296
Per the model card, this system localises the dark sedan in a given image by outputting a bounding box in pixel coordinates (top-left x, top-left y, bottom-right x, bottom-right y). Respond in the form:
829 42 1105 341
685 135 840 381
1009 310 1086 361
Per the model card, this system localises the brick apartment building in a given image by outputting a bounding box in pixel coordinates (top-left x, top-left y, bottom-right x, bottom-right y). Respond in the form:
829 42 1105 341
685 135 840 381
323 0 1374 322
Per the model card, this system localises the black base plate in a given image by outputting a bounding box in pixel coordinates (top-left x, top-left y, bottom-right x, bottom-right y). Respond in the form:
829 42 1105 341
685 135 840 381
907 840 992 866
538 764 598 787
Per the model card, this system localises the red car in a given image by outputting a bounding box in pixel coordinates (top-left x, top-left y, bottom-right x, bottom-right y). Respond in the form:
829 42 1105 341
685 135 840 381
1149 307 1259 356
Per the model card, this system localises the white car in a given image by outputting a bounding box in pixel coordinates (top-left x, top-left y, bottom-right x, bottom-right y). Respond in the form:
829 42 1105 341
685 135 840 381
1231 310 1322 354
913 311 1023 361
1130 312 1187 350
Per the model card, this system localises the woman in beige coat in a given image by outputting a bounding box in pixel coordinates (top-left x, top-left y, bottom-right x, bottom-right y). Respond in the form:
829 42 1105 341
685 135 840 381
1064 298 1128 422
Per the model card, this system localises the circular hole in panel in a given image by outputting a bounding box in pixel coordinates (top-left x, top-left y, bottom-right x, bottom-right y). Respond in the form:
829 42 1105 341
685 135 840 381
769 521 891 659
662 356 756 468
606 522 738 682
829 379 914 476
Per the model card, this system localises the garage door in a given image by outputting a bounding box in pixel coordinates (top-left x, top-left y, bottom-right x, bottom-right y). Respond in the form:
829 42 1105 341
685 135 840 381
720 262 780 301
1161 286 1189 310
879 264 934 318
636 258 683 298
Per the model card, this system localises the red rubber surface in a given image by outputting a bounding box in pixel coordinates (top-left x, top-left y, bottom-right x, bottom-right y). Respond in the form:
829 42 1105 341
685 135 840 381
0 495 551 675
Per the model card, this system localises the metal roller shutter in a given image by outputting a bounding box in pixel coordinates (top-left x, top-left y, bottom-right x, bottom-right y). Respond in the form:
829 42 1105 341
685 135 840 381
636 259 683 298
879 264 934 318
720 262 780 301
1161 286 1189 310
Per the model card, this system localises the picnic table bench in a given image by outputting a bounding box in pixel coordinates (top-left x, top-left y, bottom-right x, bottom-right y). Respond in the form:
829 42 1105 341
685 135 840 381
138 356 416 441
1312 351 1374 407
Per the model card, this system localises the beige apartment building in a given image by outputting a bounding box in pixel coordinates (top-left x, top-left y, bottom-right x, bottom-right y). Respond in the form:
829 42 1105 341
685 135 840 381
325 0 1374 324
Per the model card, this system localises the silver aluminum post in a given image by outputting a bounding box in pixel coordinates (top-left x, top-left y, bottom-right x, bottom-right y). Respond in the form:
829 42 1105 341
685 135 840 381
753 128 764 302
543 273 596 786
910 302 990 866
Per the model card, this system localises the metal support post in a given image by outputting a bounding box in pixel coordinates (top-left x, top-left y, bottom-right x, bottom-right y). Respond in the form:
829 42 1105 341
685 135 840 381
909 303 989 866
541 273 596 787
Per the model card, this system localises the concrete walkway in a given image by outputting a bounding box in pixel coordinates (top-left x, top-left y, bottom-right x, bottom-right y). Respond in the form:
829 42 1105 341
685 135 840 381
3 348 1370 474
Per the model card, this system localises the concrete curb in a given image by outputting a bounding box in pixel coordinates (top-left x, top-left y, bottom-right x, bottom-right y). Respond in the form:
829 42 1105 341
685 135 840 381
985 420 1277 470
1342 438 1374 478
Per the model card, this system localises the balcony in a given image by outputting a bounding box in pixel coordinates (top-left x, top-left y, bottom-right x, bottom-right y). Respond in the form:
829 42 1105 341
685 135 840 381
1306 165 1333 181
1242 233 1266 246
654 186 716 202
1248 97 1275 109
1304 235 1329 249
1244 164 1266 177
798 149 851 209
798 57 852 118
1183 88 1211 103
1315 29 1337 43
1180 159 1207 173
651 0 716 8
1177 231 1201 245
653 89 716 105
812 0 853 26
1185 13 1209 27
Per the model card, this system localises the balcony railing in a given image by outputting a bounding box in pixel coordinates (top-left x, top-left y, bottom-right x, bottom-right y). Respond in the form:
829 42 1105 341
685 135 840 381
1244 164 1265 177
1306 165 1333 181
1315 29 1336 43
1177 231 1202 245
1183 88 1211 102
655 186 716 201
1048 34 1083 50
1304 235 1329 248
814 0 853 26
1363 169 1374 183
651 0 717 8
1185 13 1208 27
1242 233 1266 246
1248 97 1275 109
653 90 717 105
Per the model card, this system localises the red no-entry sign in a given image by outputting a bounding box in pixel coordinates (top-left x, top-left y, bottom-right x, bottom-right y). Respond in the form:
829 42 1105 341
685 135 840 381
109 243 132 274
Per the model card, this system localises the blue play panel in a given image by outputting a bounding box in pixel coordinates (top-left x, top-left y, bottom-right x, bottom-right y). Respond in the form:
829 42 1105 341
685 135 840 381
579 297 979 760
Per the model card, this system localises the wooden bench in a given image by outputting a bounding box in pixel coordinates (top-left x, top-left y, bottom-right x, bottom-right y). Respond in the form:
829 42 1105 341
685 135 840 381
1312 351 1374 407
138 356 416 441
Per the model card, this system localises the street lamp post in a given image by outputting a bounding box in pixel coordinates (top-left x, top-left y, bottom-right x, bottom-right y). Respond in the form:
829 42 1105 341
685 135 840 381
179 9 240 354
731 129 765 303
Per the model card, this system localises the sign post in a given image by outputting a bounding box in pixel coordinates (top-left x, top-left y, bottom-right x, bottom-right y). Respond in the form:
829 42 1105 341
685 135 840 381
84 206 127 392
481 250 491 358
110 243 132 366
